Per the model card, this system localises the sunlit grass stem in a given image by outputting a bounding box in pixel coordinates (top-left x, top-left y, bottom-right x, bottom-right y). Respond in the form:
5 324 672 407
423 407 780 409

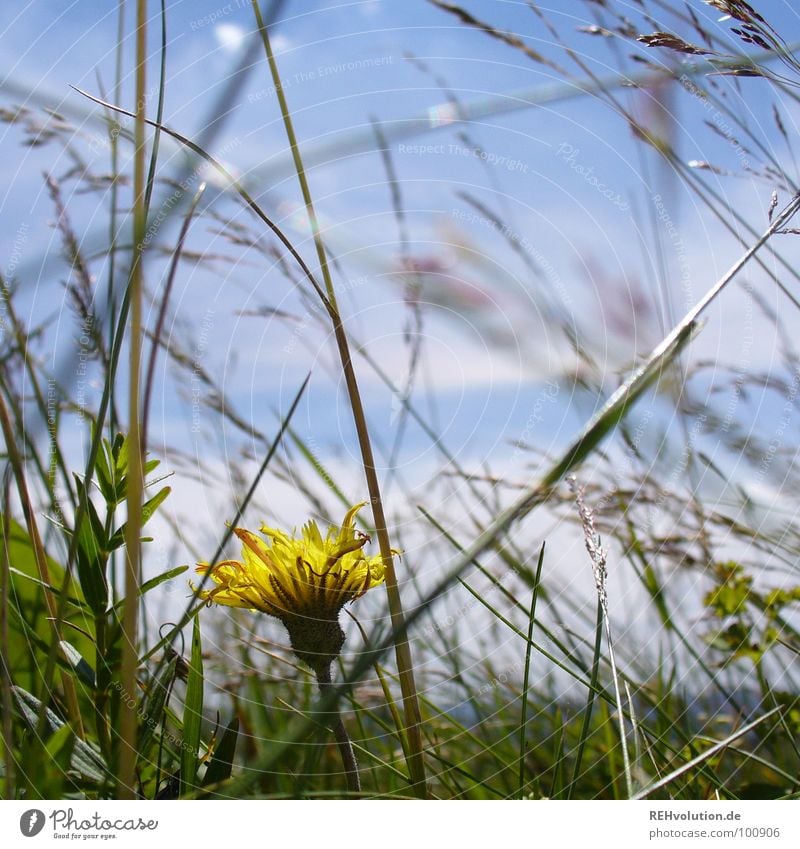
250 1 427 797
118 0 147 799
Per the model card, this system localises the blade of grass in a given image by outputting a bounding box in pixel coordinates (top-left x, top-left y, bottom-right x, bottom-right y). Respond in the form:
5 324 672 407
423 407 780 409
180 615 204 796
569 476 632 798
565 599 603 800
249 2 427 797
138 371 311 666
518 542 545 797
202 717 239 792
633 706 783 799
286 425 352 512
142 181 207 449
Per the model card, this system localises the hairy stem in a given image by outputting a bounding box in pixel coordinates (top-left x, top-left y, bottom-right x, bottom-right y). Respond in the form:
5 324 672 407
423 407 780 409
316 664 361 795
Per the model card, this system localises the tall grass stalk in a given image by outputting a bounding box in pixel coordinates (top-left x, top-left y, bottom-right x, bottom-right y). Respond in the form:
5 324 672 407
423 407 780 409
569 476 632 798
250 1 427 797
118 0 147 798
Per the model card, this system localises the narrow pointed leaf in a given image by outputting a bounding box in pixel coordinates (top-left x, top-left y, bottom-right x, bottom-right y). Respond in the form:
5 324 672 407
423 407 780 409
202 717 240 789
180 616 204 795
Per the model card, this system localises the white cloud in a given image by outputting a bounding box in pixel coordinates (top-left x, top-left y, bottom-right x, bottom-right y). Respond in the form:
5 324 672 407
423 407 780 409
215 23 246 54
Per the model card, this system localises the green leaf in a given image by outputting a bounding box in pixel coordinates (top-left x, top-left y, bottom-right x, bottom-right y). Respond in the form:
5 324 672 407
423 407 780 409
108 486 171 551
2 517 92 695
45 723 76 774
180 616 204 796
70 475 110 613
94 436 116 504
13 686 109 783
202 717 239 790
140 565 188 599
138 649 179 756
73 474 110 550
73 518 109 616
94 433 164 506
113 432 129 478
59 640 97 688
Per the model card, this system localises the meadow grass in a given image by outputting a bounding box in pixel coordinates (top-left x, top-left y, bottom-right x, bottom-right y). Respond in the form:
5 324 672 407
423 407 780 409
0 0 799 800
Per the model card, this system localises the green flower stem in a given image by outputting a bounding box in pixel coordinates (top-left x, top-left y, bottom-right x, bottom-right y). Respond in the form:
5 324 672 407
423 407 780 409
316 664 360 795
251 2 427 798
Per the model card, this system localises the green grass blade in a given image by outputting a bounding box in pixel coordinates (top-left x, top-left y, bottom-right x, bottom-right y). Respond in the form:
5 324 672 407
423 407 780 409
202 717 240 791
633 707 784 799
180 615 204 796
518 542 545 797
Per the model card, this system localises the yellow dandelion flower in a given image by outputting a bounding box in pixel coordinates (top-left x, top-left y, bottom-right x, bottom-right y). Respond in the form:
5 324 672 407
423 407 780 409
194 502 386 672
